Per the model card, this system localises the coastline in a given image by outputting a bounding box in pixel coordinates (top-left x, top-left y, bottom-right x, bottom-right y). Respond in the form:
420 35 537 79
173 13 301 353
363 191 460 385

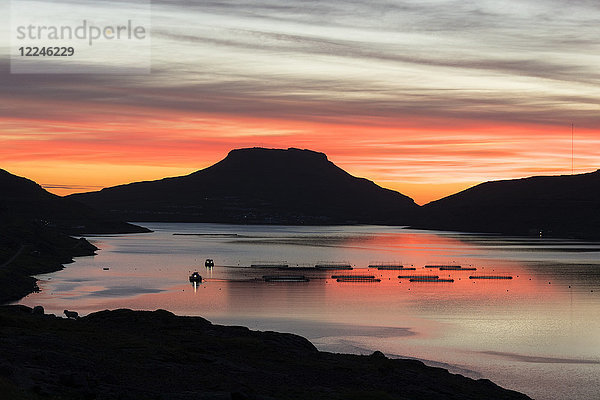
0 223 98 304
0 306 532 400
0 225 534 399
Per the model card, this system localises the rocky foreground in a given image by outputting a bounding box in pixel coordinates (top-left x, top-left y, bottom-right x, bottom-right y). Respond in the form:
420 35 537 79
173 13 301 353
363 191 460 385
0 306 531 400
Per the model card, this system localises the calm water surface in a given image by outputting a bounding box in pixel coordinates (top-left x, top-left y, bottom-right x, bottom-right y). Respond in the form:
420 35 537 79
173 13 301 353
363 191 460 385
19 223 600 400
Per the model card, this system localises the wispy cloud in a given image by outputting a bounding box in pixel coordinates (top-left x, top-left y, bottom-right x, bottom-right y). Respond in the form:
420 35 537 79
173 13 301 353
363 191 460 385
41 184 104 191
1 0 599 203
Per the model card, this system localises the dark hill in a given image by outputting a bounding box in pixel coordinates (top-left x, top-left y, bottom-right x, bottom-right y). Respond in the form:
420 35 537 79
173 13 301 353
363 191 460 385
70 147 418 224
0 169 148 234
0 169 148 303
0 306 531 400
417 170 600 239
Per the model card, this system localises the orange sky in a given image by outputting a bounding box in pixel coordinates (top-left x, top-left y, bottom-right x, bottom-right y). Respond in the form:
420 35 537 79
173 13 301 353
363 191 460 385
2 0 599 205
2 111 598 205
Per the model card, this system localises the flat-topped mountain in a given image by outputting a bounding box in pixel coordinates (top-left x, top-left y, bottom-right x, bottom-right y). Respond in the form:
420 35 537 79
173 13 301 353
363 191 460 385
417 170 600 239
70 147 418 224
0 169 148 234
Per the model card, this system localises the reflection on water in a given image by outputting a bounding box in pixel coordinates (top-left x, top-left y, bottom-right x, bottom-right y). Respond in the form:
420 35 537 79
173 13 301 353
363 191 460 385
18 223 600 400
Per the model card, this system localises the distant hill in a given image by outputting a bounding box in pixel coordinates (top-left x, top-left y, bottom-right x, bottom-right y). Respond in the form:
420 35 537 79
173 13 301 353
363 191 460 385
417 170 600 239
0 169 149 234
0 169 149 303
70 147 418 225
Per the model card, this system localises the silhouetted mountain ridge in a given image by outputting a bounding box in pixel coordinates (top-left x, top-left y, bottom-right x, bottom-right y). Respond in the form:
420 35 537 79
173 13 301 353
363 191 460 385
417 170 600 239
5 152 600 238
70 147 418 224
0 169 149 234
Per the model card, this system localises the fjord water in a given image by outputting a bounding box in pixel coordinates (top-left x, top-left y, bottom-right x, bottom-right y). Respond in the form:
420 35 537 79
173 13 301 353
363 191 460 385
19 223 600 400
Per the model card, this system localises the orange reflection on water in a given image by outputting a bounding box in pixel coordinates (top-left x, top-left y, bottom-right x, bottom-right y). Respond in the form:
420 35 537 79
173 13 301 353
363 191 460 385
77 229 566 320
17 224 599 400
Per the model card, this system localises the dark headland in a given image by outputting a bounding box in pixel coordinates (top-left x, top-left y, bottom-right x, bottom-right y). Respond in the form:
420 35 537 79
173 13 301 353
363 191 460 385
0 168 149 303
0 306 532 400
69 147 418 225
0 169 149 236
416 169 600 240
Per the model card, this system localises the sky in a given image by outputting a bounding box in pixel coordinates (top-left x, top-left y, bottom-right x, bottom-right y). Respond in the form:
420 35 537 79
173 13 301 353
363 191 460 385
1 0 600 205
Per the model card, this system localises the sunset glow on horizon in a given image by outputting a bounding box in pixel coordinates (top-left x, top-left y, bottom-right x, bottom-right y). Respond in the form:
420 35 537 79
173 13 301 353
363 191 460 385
2 0 600 205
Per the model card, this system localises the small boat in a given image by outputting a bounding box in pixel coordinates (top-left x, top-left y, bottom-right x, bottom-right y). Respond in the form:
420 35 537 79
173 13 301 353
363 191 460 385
398 275 439 279
469 275 513 280
315 264 352 270
439 267 476 271
425 265 462 269
263 275 309 282
189 272 203 282
205 259 214 268
409 278 454 282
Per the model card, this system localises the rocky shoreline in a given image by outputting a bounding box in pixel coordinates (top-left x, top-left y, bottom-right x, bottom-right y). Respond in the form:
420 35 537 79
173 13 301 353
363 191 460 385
0 215 533 399
0 306 532 400
0 222 98 304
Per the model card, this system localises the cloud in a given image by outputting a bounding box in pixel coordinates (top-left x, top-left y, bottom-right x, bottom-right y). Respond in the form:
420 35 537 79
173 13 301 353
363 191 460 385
2 0 600 127
41 184 104 191
2 0 600 203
